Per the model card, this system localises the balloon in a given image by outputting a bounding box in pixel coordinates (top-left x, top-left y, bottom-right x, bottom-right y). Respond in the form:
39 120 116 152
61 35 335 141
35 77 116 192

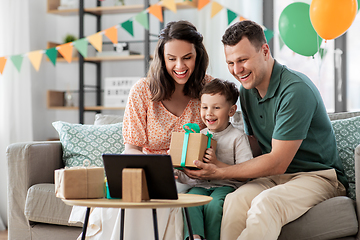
278 2 322 57
358 0 360 11
310 0 357 40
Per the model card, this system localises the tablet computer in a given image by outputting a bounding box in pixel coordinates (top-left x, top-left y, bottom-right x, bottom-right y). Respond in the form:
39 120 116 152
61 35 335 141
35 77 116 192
102 154 178 200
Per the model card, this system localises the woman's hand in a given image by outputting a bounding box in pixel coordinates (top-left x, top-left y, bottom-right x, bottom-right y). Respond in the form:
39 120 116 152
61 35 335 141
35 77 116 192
124 144 143 154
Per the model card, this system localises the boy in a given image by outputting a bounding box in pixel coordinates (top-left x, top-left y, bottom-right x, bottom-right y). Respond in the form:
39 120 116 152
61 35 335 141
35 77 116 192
175 78 253 240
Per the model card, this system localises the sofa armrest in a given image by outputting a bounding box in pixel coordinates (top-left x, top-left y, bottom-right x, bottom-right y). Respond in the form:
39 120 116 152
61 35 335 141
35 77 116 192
6 141 63 240
355 144 360 239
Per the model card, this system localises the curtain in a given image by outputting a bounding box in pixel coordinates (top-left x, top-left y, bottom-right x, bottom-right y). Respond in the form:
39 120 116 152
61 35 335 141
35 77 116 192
0 0 33 227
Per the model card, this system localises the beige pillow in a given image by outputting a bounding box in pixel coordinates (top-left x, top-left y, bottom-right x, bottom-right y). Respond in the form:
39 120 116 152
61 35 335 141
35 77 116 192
94 114 123 125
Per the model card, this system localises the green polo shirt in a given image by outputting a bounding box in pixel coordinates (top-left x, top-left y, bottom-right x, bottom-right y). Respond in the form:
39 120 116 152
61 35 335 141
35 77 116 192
240 61 348 188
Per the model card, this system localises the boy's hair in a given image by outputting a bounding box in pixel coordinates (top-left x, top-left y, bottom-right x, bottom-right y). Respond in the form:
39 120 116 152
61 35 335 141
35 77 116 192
222 20 267 51
200 78 239 105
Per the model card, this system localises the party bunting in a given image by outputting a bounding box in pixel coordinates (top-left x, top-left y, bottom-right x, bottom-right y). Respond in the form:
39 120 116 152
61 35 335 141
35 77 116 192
148 4 163 22
162 0 177 13
46 48 58 66
11 55 23 72
28 50 43 71
264 29 274 43
73 38 88 58
57 43 73 63
227 9 238 25
88 33 103 52
0 57 6 74
104 26 118 44
278 35 285 50
239 16 247 22
121 20 134 36
198 0 210 10
211 1 223 18
134 11 149 30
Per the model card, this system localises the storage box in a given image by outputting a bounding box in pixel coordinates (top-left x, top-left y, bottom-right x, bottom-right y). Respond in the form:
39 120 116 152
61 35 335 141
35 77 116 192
169 132 217 168
104 77 139 107
55 167 105 199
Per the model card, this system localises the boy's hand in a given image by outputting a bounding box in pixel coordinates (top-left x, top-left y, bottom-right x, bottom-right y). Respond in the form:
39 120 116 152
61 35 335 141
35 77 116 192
203 148 220 166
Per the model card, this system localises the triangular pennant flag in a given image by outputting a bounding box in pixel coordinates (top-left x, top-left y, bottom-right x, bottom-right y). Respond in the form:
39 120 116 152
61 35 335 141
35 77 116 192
104 26 118 44
211 1 223 18
46 48 58 66
73 38 88 58
162 0 177 13
239 16 247 21
88 33 103 52
134 11 149 30
28 50 43 71
121 20 134 36
227 9 238 25
10 55 23 72
264 29 274 43
58 43 73 63
198 0 210 10
148 4 163 22
0 57 7 74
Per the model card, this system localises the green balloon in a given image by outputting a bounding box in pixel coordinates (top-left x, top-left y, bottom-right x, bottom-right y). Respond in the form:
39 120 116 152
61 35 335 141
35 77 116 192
278 2 323 57
358 0 360 11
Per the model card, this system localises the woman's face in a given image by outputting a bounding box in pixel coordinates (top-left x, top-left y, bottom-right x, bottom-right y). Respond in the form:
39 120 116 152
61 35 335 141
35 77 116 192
164 39 197 86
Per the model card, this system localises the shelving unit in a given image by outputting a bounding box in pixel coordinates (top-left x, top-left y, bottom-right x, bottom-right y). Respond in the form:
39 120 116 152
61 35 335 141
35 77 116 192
46 0 198 123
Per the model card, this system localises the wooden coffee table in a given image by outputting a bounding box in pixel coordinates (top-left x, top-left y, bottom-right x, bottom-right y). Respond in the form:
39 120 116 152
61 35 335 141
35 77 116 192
63 193 212 240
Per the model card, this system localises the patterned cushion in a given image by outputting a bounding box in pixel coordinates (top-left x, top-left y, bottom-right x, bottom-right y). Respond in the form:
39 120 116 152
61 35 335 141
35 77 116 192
331 116 360 200
52 121 124 167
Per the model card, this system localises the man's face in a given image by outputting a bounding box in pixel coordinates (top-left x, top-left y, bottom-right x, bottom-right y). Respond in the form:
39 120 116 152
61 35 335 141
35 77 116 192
224 37 269 96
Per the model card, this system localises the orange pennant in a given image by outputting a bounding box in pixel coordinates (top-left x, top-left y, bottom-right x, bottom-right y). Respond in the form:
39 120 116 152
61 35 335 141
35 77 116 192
161 0 177 13
88 33 103 52
57 43 73 63
28 50 43 71
211 1 223 18
239 16 247 22
0 57 7 74
148 4 163 22
104 26 118 45
198 0 210 10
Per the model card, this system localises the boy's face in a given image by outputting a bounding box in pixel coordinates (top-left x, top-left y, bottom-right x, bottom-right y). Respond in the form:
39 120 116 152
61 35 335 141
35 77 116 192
200 93 236 133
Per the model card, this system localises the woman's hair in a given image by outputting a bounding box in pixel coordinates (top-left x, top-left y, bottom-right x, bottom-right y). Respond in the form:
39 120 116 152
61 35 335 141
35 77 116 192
200 78 239 105
222 20 267 51
148 20 209 101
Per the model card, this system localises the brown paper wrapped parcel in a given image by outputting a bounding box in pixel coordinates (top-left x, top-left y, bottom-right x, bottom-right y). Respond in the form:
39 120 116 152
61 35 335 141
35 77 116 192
169 132 217 168
55 167 105 199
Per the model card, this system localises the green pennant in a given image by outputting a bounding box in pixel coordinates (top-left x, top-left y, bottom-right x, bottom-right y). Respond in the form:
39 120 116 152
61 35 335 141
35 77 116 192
121 20 134 37
278 35 285 50
10 54 23 72
227 9 238 25
46 47 58 66
264 29 274 43
134 11 149 30
73 38 88 58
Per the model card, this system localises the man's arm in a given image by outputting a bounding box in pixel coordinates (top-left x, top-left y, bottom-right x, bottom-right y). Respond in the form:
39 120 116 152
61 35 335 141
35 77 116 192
183 138 302 180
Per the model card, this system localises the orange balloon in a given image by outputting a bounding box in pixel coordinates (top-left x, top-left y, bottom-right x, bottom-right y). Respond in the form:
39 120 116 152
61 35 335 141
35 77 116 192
310 0 358 40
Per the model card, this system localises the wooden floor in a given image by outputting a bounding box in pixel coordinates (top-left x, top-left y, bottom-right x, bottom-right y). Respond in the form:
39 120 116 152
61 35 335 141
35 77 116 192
0 230 7 240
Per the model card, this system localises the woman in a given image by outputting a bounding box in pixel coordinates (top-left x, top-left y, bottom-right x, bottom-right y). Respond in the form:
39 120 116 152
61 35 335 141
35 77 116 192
70 20 213 240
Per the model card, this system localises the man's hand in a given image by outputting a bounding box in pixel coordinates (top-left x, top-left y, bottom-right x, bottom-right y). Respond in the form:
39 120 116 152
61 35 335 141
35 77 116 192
183 160 221 180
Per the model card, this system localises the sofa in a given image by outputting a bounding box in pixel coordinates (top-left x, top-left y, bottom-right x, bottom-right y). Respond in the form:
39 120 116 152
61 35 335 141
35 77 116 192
6 112 360 240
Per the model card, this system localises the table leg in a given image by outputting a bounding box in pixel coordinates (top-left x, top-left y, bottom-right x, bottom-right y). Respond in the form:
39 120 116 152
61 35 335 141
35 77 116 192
184 207 194 240
152 209 159 240
120 209 125 240
81 207 91 240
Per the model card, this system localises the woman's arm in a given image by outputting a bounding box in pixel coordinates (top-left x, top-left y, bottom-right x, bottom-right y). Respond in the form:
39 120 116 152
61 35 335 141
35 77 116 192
124 143 143 154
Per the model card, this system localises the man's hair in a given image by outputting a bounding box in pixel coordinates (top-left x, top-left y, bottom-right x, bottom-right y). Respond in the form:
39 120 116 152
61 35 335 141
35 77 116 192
200 78 239 105
148 20 209 101
222 20 267 51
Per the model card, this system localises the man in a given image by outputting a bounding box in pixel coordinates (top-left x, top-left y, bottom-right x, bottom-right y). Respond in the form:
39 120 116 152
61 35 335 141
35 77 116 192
183 20 347 240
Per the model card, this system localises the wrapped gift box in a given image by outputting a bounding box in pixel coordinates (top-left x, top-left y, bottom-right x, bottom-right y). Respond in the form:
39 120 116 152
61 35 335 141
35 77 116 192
55 167 105 199
169 132 217 168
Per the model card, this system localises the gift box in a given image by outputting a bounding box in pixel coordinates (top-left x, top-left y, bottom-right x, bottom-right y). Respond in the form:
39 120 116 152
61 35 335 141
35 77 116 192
54 167 105 199
169 132 217 168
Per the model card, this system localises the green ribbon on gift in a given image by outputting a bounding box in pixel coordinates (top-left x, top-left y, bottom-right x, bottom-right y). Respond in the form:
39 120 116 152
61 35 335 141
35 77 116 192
179 123 200 168
206 132 213 148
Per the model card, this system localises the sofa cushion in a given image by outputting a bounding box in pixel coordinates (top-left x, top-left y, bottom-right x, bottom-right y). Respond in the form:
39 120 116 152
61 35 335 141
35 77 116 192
94 114 123 125
24 183 82 227
52 121 124 167
331 115 360 200
279 196 358 240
